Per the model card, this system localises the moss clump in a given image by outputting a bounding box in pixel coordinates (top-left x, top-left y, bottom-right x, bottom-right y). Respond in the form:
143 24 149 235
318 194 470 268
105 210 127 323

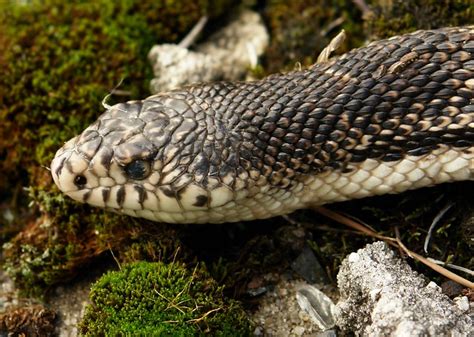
2 187 124 296
79 261 252 336
366 0 473 39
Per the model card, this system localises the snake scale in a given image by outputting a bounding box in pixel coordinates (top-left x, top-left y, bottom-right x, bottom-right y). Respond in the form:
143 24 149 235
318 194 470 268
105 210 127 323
51 27 474 224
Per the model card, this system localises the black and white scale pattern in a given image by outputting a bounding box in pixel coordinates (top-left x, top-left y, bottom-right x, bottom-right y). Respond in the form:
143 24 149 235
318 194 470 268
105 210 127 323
51 26 474 224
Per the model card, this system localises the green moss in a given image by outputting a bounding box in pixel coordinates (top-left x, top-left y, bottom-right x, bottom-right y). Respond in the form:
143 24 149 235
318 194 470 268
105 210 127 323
79 261 252 336
2 187 186 297
366 0 473 39
2 187 121 296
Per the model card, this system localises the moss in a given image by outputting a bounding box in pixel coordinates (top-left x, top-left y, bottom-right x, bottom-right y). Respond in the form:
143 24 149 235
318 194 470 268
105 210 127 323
79 261 252 336
262 0 366 73
366 0 473 39
2 187 186 297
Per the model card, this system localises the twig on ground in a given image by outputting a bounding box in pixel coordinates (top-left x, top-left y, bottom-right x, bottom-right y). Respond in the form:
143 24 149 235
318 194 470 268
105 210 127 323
179 16 208 48
314 206 474 289
424 201 454 253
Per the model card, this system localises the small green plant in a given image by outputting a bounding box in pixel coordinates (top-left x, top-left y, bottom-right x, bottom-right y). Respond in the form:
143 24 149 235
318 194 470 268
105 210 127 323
80 261 252 336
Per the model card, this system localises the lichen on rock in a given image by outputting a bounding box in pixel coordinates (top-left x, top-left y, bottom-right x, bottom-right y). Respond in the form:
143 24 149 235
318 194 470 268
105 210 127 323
336 242 473 336
149 9 269 92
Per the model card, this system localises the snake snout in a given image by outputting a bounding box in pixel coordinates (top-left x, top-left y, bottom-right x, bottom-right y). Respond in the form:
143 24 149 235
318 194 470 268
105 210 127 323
50 135 102 205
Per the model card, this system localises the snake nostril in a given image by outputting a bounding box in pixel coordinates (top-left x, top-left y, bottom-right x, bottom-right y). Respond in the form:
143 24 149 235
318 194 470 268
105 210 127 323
74 175 87 188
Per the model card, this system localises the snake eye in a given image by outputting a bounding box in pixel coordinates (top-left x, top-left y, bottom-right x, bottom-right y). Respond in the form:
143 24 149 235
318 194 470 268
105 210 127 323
74 175 87 187
125 160 151 180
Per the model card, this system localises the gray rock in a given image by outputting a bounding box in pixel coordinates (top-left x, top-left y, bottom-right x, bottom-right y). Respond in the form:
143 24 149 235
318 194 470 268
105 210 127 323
336 241 473 336
148 9 269 92
291 245 329 284
296 284 336 330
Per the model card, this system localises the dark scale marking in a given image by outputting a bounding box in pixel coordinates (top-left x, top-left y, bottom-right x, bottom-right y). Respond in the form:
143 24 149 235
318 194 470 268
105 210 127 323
100 148 114 170
193 195 209 207
161 186 176 198
82 190 91 202
54 156 66 179
116 186 125 207
102 188 110 204
134 185 147 206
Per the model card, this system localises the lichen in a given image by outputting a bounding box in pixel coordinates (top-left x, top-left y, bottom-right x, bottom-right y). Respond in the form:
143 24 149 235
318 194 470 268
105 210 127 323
79 261 252 336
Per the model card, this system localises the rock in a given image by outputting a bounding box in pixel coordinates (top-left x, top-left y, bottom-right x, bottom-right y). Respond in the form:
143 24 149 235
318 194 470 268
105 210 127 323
292 326 305 335
296 284 336 331
441 280 465 298
335 241 473 336
291 245 328 284
148 9 269 92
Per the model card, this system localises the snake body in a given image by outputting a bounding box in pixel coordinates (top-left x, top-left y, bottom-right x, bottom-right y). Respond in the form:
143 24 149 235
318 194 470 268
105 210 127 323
51 27 474 224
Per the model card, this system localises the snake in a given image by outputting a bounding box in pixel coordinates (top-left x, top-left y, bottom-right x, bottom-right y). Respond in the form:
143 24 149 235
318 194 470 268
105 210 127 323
51 27 474 224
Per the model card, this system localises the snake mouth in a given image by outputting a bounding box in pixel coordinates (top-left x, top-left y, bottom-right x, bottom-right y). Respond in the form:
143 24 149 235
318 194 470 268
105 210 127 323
50 135 96 195
51 151 85 194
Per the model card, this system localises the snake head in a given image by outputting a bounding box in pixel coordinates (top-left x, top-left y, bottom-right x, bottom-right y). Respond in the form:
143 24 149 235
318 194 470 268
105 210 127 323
50 100 156 207
50 94 242 224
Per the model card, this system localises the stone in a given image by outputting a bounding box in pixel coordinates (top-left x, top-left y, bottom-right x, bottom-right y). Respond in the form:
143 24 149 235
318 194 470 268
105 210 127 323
296 284 336 331
291 245 328 284
335 241 473 336
148 9 269 92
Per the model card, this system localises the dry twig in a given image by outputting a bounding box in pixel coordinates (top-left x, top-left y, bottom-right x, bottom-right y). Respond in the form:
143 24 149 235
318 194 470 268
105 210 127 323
313 206 474 289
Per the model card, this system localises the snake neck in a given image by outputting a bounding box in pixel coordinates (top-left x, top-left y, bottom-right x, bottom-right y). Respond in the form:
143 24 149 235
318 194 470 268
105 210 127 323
181 27 474 190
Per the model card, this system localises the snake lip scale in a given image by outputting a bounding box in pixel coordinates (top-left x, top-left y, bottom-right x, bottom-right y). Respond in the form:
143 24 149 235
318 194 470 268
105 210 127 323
51 27 474 224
